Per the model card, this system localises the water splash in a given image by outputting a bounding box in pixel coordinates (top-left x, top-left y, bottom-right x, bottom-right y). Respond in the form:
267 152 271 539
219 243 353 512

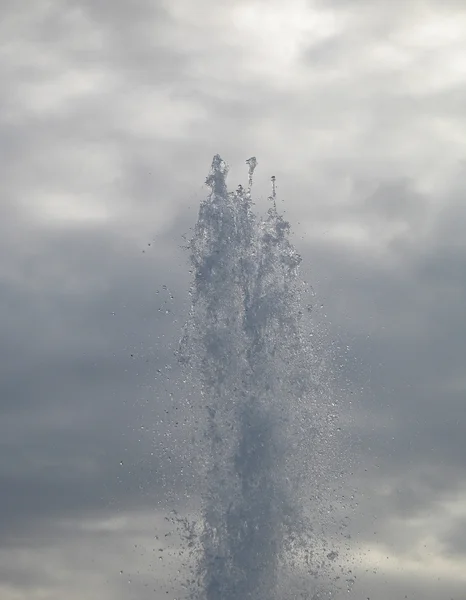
179 156 352 600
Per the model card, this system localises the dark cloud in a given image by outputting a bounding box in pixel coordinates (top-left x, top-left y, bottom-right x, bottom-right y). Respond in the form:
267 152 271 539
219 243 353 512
442 518 466 557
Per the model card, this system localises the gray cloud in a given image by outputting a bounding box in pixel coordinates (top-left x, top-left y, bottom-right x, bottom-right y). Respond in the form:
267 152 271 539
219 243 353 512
2 0 466 598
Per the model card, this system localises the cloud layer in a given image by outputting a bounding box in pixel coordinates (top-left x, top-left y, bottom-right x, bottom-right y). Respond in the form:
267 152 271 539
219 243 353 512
2 0 466 598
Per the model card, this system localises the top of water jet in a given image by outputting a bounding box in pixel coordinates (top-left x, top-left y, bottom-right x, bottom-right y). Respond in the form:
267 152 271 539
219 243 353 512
205 154 228 197
268 175 278 212
246 156 258 196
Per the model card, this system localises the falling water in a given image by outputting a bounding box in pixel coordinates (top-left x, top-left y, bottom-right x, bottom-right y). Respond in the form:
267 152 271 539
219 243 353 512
178 156 352 600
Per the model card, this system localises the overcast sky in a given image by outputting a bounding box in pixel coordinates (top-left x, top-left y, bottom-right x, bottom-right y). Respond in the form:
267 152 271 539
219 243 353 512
2 1 466 598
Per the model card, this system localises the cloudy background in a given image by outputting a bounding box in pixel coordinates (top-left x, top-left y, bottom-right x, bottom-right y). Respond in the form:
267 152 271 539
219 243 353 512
2 0 466 598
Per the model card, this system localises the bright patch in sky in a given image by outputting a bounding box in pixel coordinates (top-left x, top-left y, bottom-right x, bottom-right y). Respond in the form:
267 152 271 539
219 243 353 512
33 192 110 224
355 486 466 584
408 11 466 46
232 0 339 72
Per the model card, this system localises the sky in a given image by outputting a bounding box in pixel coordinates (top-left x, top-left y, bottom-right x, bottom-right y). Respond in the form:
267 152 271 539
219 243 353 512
1 0 466 598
